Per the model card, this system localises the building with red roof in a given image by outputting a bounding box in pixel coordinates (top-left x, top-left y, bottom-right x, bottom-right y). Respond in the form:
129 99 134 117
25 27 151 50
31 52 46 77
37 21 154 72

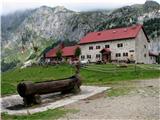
45 45 80 63
78 24 156 64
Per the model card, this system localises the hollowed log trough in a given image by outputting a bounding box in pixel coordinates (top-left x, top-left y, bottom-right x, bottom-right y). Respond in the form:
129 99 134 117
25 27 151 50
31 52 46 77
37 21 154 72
17 75 82 106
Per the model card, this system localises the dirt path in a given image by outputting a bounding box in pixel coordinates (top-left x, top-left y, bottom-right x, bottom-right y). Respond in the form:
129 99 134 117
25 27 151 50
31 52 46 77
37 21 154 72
59 78 160 120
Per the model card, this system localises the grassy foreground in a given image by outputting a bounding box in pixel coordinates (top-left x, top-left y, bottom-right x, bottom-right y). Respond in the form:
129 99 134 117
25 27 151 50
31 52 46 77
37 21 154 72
2 108 78 120
1 64 160 120
2 64 160 95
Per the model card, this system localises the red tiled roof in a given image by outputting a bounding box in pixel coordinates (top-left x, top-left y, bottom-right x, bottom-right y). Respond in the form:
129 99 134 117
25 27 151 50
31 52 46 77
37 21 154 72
62 45 79 57
45 48 57 58
45 45 79 58
79 24 146 44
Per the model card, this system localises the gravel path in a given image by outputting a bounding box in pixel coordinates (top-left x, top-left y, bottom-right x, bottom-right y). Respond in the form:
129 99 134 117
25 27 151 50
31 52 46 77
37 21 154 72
59 79 160 120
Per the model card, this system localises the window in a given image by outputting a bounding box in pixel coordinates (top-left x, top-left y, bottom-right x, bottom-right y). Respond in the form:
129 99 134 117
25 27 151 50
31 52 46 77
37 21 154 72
89 46 93 50
123 52 128 56
105 45 110 48
87 55 91 59
96 54 100 58
129 50 134 52
96 46 100 49
81 55 85 59
144 45 146 48
116 53 121 57
117 43 123 47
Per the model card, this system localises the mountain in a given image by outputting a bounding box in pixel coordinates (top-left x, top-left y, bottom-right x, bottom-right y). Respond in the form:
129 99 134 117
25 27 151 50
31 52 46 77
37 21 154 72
144 0 160 12
1 1 160 71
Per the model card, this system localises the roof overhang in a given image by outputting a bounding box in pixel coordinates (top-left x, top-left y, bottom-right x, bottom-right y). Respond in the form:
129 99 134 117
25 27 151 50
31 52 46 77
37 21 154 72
149 52 158 57
78 37 135 45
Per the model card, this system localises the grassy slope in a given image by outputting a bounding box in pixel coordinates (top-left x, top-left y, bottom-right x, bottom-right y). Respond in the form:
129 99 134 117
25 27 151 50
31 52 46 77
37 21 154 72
2 64 160 95
4 39 54 63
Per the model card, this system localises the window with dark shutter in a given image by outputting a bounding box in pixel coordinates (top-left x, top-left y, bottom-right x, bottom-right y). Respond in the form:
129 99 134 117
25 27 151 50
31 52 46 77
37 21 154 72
116 53 121 57
117 43 123 47
81 55 85 59
123 52 128 56
87 55 91 59
89 46 93 50
129 50 134 52
105 45 110 48
96 54 100 58
96 46 101 49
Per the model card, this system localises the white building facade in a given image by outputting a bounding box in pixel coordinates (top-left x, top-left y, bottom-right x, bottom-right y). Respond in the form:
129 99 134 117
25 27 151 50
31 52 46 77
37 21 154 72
79 25 156 64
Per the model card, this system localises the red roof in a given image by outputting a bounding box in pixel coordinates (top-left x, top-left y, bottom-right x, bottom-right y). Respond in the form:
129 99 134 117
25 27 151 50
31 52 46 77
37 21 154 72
62 45 79 57
79 24 146 44
45 48 57 58
45 45 79 58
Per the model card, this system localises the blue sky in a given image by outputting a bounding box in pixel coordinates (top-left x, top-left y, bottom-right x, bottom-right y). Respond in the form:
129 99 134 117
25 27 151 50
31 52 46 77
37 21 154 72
1 0 160 15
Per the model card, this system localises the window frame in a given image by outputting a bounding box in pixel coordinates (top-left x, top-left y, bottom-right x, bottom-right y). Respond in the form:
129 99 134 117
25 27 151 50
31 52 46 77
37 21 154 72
96 46 101 49
123 52 128 57
129 50 134 52
81 55 85 59
117 43 123 48
87 55 91 59
96 54 101 58
116 53 121 57
89 46 93 50
105 45 110 48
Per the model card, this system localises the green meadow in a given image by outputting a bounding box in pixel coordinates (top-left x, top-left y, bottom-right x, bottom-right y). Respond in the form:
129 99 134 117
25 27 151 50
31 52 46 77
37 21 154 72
2 64 160 96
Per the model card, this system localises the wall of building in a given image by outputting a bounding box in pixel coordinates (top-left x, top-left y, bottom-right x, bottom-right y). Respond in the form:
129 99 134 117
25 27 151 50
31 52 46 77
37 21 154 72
135 29 150 64
79 39 136 62
149 56 157 64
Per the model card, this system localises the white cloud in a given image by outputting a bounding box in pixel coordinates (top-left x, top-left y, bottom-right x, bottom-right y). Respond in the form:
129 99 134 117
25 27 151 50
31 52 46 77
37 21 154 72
1 0 160 15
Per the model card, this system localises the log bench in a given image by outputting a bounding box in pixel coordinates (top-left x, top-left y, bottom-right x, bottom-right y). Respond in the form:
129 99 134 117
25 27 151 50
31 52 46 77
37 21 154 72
17 75 82 106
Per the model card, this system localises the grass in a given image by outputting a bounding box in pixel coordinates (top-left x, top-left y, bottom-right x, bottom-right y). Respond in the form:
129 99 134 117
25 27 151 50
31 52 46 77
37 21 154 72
1 108 78 120
81 64 160 85
2 64 160 96
1 63 160 120
107 87 133 97
2 64 74 95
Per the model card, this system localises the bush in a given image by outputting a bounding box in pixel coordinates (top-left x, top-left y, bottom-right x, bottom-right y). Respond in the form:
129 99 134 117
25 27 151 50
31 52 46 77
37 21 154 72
1 60 20 72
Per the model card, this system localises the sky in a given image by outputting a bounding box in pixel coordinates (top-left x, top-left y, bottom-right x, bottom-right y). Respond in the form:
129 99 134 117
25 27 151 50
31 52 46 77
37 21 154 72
1 0 160 15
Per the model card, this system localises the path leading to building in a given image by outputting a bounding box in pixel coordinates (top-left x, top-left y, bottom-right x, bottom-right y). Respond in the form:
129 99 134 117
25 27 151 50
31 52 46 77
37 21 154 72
59 78 160 120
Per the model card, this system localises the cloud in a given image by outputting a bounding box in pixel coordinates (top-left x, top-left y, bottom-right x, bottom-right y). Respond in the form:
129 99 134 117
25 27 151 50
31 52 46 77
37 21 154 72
1 0 159 15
